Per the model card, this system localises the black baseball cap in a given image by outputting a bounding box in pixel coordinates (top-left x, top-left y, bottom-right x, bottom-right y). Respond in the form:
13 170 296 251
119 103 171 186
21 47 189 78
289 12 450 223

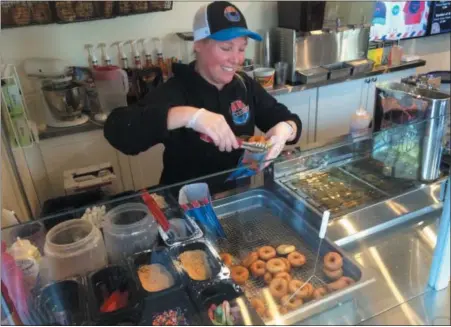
193 1 262 42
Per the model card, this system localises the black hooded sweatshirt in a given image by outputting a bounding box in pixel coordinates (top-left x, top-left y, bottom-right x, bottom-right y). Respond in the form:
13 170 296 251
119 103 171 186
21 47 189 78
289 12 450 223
104 62 302 187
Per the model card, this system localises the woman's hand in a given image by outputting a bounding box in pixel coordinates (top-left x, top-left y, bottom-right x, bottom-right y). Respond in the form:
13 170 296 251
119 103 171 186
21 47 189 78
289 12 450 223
187 108 240 152
263 121 296 167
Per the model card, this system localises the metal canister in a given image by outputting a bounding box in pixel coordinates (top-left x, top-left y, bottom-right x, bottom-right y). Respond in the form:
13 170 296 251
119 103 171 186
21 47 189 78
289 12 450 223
419 87 450 181
374 82 450 182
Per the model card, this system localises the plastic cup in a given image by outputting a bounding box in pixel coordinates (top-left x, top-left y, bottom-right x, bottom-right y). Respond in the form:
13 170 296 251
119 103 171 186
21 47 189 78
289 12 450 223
274 62 288 86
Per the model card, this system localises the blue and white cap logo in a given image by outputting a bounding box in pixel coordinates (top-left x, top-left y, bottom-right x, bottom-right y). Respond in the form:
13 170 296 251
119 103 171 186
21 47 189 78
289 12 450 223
224 6 240 22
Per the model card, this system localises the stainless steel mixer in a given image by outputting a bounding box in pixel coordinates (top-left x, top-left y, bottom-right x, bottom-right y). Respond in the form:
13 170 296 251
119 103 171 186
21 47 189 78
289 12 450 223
42 77 85 121
24 58 89 128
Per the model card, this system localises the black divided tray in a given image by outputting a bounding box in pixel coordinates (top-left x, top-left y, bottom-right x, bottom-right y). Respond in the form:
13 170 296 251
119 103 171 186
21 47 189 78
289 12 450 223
86 265 142 325
34 277 89 325
131 248 184 299
170 241 230 294
194 282 265 326
138 288 205 326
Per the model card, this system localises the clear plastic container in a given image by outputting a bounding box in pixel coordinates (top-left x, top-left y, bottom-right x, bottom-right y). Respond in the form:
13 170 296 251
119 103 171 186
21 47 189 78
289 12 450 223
158 216 203 247
350 107 372 138
92 66 129 115
4 220 46 253
102 203 158 264
44 219 107 281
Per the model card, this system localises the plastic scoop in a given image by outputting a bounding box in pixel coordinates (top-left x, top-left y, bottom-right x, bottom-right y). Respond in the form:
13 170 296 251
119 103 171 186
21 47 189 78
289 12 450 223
283 210 330 305
141 191 170 232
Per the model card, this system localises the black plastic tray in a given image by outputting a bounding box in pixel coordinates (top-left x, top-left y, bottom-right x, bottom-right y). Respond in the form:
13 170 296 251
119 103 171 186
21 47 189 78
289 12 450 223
197 283 264 326
139 288 205 326
87 265 142 325
170 241 230 293
36 278 89 325
131 248 184 299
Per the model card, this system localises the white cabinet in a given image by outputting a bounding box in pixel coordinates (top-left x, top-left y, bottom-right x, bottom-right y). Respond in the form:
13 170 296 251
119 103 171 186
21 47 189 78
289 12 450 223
316 79 365 143
38 130 130 199
315 69 417 143
275 88 317 147
128 144 164 190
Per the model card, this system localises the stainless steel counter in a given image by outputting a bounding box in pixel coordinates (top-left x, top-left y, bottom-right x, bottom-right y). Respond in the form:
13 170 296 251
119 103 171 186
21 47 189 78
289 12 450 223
290 208 449 325
212 175 449 325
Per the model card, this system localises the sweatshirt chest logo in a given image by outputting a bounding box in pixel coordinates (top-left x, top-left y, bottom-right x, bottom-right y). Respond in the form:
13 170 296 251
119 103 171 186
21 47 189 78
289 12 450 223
230 99 249 126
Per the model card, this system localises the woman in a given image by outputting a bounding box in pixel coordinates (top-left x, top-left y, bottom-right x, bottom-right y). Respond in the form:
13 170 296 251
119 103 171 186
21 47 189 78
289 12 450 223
104 1 302 189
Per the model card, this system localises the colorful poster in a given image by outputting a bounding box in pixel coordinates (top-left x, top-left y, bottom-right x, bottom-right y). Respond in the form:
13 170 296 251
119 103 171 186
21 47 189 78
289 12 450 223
370 1 431 41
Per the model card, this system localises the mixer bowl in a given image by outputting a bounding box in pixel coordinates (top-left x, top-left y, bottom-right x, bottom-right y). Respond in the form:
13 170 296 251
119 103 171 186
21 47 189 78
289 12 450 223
42 84 84 121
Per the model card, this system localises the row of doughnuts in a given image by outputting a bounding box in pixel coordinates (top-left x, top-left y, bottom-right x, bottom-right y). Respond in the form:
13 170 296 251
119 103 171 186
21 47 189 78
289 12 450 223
220 248 356 319
251 275 356 318
220 244 307 286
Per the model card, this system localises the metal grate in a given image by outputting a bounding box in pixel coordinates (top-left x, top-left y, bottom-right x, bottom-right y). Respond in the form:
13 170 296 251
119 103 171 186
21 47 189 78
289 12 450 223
217 208 328 300
283 167 384 217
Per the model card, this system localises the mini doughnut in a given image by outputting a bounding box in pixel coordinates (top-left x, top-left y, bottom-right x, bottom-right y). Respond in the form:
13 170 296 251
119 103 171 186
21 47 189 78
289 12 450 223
297 282 314 300
258 246 277 261
251 298 266 317
281 257 291 272
264 272 273 285
231 266 249 285
323 267 343 280
276 244 296 256
242 252 259 268
281 295 303 311
312 287 328 300
274 271 292 283
220 253 233 267
323 252 343 271
250 260 267 277
287 251 306 267
269 278 288 299
326 276 355 292
265 308 275 319
341 276 355 286
249 135 267 143
288 279 305 294
266 258 286 274
278 305 289 315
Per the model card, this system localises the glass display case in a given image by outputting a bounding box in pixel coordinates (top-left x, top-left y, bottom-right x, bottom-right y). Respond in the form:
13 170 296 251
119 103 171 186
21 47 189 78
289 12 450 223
1 117 449 326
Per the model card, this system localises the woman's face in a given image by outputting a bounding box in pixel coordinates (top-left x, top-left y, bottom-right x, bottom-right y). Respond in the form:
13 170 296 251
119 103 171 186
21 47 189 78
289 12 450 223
194 37 247 86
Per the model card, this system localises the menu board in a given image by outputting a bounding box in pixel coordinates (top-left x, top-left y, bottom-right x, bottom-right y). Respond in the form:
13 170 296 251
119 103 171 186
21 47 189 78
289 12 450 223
429 1 451 35
370 1 431 41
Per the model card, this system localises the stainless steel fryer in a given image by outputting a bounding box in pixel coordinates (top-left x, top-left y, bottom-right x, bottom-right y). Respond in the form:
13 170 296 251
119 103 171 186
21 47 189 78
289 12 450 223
276 166 387 218
213 189 375 324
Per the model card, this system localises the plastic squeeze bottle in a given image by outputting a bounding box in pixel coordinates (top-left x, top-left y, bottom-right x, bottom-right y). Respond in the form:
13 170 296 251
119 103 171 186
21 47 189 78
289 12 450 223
350 107 372 138
1 241 30 321
7 238 41 290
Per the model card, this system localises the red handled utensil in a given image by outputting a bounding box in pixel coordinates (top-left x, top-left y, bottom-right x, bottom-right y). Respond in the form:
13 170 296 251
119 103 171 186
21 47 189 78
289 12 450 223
141 191 170 232
199 133 269 153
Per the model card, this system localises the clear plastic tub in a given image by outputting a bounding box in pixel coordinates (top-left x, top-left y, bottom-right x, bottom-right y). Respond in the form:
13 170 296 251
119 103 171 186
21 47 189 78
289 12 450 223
158 216 203 247
44 219 107 281
102 203 158 264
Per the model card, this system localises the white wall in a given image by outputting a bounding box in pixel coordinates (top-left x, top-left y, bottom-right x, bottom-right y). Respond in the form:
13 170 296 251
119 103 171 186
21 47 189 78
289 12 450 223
0 1 276 74
1 1 449 93
402 33 451 74
0 1 277 123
